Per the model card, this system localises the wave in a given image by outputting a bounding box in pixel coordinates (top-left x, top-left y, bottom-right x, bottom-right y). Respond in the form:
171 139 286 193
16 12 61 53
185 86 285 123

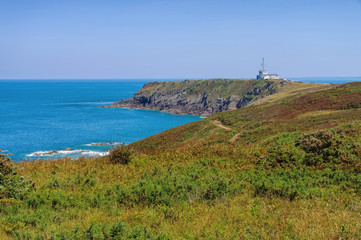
26 148 110 159
26 149 83 157
81 151 110 157
83 142 123 147
26 151 55 157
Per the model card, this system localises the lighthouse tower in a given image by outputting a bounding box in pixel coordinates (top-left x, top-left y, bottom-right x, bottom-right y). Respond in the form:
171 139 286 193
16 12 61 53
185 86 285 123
256 58 281 80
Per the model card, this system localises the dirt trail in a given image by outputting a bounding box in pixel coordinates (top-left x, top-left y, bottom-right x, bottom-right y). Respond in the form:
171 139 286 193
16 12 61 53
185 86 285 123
212 120 231 131
212 120 240 143
229 133 240 143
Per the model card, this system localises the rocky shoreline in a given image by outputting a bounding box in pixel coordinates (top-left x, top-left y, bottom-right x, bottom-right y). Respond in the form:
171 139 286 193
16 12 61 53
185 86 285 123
105 79 289 116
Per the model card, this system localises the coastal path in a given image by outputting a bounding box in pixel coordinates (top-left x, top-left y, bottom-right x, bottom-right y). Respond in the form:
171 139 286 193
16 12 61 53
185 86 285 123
211 120 240 143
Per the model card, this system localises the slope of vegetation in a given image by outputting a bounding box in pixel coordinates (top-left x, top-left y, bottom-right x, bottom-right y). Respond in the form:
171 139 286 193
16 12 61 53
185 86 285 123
1 82 361 239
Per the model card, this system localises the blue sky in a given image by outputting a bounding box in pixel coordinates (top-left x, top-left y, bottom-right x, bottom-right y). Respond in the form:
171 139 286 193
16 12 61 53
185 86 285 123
0 0 360 79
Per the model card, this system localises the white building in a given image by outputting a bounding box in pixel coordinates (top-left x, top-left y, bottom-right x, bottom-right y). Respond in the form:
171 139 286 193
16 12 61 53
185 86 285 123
256 58 285 80
257 70 281 80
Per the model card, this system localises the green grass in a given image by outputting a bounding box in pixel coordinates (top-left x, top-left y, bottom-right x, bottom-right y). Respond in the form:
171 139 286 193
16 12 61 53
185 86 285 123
1 82 361 239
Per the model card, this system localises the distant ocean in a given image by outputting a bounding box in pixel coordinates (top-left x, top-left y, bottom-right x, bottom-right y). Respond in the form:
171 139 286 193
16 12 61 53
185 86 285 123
290 77 361 84
0 80 200 161
1 77 360 161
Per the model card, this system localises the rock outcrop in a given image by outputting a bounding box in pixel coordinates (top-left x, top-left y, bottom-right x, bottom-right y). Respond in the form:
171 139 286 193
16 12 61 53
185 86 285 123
105 79 290 116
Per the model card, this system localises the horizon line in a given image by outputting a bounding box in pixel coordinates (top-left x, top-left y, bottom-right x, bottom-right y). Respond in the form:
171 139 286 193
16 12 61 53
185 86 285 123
0 76 361 81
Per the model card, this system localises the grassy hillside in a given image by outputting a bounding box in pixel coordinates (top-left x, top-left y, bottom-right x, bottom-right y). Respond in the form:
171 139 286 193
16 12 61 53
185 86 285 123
1 83 361 239
130 82 361 152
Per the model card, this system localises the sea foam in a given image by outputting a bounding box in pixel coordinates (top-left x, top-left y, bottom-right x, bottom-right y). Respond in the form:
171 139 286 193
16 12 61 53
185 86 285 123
83 142 123 147
26 149 82 157
26 148 110 159
81 151 110 157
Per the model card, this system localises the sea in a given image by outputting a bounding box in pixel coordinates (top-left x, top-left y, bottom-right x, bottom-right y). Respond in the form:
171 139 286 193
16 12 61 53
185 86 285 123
0 77 360 161
0 79 200 161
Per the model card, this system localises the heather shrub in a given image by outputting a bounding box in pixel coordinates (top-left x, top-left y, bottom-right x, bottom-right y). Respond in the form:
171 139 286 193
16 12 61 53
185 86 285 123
296 129 361 169
108 145 133 164
262 128 361 171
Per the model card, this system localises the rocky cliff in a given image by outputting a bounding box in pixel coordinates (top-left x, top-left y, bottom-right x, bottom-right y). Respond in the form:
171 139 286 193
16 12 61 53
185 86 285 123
106 79 290 116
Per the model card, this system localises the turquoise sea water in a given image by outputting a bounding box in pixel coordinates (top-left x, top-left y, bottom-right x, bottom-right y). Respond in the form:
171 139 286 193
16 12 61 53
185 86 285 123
290 77 361 84
0 80 200 161
1 77 360 161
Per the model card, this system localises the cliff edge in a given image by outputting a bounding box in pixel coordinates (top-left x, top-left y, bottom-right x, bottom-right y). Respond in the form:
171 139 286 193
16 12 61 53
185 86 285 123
105 79 289 116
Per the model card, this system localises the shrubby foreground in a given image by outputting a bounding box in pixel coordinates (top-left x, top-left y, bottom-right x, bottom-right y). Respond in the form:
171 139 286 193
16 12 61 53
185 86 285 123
1 82 361 239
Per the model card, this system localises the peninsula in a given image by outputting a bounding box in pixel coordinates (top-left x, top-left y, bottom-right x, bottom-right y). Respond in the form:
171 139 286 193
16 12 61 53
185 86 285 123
106 78 328 116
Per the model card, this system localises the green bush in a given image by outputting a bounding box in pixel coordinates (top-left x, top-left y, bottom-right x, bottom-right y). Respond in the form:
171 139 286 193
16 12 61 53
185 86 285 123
108 145 133 165
113 165 241 207
110 221 129 239
261 127 361 171
0 151 34 200
296 129 360 168
261 132 304 168
242 167 361 201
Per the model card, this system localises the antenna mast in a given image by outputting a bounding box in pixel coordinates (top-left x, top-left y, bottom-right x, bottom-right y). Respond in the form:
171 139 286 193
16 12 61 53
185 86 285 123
262 57 265 71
